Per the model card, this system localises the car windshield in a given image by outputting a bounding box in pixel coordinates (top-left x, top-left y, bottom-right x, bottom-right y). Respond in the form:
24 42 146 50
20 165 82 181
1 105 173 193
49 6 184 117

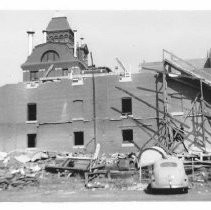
160 162 177 167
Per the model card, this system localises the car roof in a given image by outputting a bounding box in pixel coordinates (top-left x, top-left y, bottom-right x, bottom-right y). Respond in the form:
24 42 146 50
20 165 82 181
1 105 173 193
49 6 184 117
154 157 183 166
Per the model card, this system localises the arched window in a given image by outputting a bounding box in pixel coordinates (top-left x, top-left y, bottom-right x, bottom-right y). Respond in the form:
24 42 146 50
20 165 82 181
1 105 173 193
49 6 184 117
41 50 60 62
64 34 69 42
49 36 54 42
54 36 58 42
59 35 64 43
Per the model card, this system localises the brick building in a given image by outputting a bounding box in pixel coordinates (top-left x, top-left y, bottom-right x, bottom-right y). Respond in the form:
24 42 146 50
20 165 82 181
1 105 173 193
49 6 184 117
1 14 211 153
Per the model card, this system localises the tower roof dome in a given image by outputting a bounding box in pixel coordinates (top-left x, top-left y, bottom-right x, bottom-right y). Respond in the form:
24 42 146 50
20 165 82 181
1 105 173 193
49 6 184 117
46 15 72 32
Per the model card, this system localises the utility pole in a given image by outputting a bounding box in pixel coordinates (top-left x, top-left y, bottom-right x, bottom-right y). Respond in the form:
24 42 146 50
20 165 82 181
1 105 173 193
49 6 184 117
90 52 97 151
200 79 206 151
162 50 169 142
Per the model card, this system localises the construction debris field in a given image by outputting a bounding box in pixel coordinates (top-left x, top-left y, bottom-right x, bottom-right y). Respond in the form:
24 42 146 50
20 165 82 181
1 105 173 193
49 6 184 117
1 149 211 202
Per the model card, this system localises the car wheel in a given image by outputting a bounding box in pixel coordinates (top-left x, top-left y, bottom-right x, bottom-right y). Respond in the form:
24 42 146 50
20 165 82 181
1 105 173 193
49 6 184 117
147 183 152 190
182 188 188 194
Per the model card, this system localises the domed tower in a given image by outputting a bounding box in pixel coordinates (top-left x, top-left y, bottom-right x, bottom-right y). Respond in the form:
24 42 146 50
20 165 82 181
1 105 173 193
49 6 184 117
21 13 89 82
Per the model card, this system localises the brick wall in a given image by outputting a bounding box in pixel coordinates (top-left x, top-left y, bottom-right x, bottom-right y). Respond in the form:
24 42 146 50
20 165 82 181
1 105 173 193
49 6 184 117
0 72 211 153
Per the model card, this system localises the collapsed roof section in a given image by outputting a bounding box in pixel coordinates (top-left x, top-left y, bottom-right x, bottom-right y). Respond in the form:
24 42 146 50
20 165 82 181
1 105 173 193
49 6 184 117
142 49 211 87
141 49 211 154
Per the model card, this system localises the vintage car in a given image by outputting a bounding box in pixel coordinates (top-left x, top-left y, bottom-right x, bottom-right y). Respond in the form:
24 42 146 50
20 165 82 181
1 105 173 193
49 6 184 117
147 157 189 193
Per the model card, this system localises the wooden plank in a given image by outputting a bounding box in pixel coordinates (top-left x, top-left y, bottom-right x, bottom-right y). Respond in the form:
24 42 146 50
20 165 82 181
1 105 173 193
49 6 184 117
200 80 206 149
163 49 197 70
45 165 89 172
109 170 138 175
183 160 211 165
43 64 54 78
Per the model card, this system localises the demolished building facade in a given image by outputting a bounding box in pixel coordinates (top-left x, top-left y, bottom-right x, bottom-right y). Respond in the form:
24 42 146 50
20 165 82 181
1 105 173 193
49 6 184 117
0 14 211 154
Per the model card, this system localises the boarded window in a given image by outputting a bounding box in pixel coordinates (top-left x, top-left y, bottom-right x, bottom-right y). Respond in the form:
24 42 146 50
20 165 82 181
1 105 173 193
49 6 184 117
122 97 132 115
74 132 84 146
27 103 37 121
122 129 133 143
62 68 68 76
30 71 38 81
72 100 83 119
27 134 36 148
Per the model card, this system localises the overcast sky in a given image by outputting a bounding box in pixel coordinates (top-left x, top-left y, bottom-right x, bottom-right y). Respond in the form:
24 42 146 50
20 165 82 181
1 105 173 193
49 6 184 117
1 10 211 86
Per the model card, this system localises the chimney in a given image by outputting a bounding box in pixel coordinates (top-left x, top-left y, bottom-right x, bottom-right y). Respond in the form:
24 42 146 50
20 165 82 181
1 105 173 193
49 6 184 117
80 37 84 46
27 30 35 55
73 29 77 58
42 30 47 43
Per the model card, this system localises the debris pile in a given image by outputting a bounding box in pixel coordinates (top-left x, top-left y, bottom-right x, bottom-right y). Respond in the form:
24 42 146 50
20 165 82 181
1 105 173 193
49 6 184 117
1 145 211 192
0 146 140 191
0 149 53 190
0 173 39 190
98 152 138 171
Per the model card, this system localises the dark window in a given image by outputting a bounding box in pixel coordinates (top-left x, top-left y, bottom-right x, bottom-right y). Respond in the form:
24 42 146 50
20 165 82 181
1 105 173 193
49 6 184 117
59 35 64 42
30 71 38 81
54 36 58 42
122 97 132 115
27 134 36 148
41 50 60 62
49 36 54 42
122 129 133 143
62 68 68 76
74 131 84 146
27 103 37 121
63 34 68 42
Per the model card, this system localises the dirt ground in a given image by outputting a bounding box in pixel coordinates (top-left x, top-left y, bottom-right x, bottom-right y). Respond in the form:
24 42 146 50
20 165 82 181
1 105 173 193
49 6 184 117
0 174 211 202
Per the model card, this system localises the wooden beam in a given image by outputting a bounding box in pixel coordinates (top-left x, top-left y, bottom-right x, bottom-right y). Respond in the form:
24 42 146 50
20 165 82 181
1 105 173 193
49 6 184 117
200 80 206 150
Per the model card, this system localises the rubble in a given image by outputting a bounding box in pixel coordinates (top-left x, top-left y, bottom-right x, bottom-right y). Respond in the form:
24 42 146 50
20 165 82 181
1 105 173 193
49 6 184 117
0 145 141 191
97 152 138 171
15 154 31 163
0 146 211 193
0 152 7 161
0 149 53 190
0 173 39 190
31 151 49 162
85 182 107 189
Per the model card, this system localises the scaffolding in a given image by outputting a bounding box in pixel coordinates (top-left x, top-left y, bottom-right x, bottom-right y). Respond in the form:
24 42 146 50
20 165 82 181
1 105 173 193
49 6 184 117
141 49 211 156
